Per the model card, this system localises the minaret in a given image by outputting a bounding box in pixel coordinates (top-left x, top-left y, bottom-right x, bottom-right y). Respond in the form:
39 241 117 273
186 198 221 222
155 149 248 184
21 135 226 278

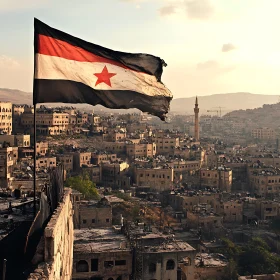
194 96 199 141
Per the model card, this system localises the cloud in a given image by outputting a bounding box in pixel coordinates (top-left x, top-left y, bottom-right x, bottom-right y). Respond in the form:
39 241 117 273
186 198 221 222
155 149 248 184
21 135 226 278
159 5 177 16
185 0 214 19
222 43 237 52
0 55 20 68
159 0 214 20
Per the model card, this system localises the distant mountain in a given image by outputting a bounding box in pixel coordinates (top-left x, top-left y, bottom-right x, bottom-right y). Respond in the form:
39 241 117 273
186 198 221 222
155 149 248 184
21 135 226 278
0 88 278 115
171 92 279 115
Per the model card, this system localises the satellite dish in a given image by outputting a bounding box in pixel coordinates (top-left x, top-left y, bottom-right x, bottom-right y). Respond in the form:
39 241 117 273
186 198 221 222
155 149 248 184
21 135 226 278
27 166 31 171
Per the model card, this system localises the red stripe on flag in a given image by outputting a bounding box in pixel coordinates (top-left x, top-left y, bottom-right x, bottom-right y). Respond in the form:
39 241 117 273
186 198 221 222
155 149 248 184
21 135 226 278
37 34 129 70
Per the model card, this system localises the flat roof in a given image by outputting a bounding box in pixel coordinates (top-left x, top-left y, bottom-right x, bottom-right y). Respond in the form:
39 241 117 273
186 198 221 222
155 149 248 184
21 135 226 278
74 228 130 254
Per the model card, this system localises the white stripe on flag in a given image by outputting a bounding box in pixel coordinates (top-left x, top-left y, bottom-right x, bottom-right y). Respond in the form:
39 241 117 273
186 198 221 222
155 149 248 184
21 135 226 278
35 54 172 98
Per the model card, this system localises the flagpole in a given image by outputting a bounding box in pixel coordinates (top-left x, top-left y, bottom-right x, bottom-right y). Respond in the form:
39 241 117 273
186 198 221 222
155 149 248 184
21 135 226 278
33 103 37 218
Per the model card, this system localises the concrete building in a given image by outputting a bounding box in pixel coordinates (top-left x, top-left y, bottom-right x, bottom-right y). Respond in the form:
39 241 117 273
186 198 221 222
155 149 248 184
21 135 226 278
194 96 199 141
214 200 243 223
101 162 130 188
72 228 132 280
73 152 92 171
57 154 74 172
141 233 196 280
0 102 12 135
152 135 179 155
0 146 17 188
200 167 232 192
126 142 156 158
134 166 174 191
36 141 48 156
36 156 57 171
91 152 117 165
74 198 112 229
0 134 30 147
256 200 280 220
251 127 275 140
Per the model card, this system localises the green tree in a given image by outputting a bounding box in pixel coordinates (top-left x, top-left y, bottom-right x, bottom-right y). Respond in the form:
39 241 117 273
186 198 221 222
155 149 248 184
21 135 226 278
65 174 99 199
238 237 280 275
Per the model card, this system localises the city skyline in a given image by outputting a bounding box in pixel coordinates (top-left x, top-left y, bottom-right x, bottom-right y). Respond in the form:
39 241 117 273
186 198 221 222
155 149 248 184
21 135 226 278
1 0 280 98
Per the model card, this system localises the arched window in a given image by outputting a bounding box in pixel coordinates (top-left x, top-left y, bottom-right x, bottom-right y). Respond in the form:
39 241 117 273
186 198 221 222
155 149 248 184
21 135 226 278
166 259 175 270
149 263 156 273
76 260 89 272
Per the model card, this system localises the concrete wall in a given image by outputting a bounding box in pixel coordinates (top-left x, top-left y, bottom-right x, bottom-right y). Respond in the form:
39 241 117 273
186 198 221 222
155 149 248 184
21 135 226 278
28 188 74 280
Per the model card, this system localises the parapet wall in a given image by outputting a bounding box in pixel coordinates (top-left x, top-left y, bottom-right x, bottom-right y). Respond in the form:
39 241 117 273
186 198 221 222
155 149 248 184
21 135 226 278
28 188 74 280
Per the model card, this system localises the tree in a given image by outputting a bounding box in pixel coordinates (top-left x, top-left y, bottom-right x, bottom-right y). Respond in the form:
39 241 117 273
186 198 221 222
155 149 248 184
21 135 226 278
238 237 280 275
65 174 99 199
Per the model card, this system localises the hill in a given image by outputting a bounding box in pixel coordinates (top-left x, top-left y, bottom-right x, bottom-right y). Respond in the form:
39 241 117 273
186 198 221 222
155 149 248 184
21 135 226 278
171 92 279 114
0 88 278 115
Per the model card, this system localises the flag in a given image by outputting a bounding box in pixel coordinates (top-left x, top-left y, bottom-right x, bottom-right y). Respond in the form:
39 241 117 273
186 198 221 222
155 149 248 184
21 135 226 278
34 18 173 120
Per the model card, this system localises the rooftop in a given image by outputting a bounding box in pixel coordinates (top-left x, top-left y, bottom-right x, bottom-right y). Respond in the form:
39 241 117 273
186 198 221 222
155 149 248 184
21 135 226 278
74 228 130 254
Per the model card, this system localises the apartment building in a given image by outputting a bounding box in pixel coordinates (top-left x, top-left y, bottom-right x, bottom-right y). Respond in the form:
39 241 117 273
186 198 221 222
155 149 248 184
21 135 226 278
126 142 156 158
36 156 57 171
56 154 74 172
251 127 275 140
0 134 30 147
134 166 174 191
214 200 243 223
200 168 232 192
153 135 179 155
0 102 12 135
0 146 18 188
91 153 117 165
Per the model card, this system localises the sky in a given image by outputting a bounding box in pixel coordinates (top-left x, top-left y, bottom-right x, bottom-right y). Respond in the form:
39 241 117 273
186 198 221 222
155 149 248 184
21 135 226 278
0 0 280 99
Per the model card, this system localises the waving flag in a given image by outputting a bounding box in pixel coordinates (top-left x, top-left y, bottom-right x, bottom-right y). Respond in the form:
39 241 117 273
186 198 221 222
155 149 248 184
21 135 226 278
34 19 173 120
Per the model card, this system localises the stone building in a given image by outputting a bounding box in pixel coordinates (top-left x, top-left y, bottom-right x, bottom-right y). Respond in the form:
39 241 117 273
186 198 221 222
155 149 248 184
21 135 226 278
0 146 17 188
200 167 232 192
134 166 174 191
72 228 132 280
248 166 280 196
56 154 74 172
214 200 243 223
141 233 196 280
74 198 112 229
36 156 57 171
0 102 12 135
251 127 275 140
36 141 48 156
152 135 179 155
126 142 156 159
73 152 92 171
101 162 130 188
91 152 117 165
0 134 30 147
256 200 280 220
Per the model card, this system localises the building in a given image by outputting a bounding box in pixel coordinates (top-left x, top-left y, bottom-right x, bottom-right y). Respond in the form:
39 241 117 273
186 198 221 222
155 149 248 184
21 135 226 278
0 146 18 188
134 166 174 191
0 134 30 147
251 127 275 140
126 142 156 158
74 198 112 229
200 168 232 192
101 162 130 188
152 135 179 155
0 102 12 135
91 152 117 165
194 96 199 141
73 152 92 171
36 142 48 156
56 154 74 172
256 200 280 220
72 228 132 280
36 156 56 171
214 200 243 223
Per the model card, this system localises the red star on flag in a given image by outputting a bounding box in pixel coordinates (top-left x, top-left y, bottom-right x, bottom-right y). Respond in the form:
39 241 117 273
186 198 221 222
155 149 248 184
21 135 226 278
94 66 116 87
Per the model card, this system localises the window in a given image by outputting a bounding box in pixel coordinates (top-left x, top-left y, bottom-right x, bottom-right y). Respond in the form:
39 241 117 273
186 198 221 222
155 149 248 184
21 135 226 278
166 259 175 270
92 219 95 223
83 219 87 224
149 262 156 273
115 260 126 266
106 219 110 223
104 261 114 268
91 259 98 271
76 260 89 272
